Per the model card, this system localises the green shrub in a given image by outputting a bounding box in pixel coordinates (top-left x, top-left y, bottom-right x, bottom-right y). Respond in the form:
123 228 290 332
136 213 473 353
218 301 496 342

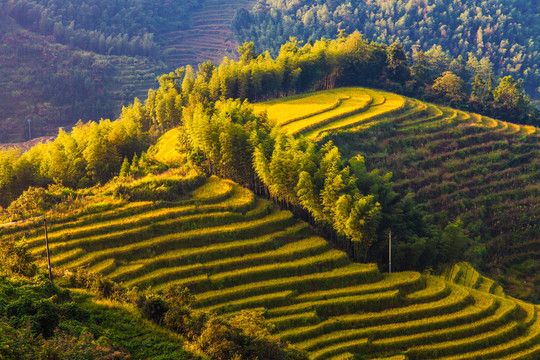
137 294 169 325
31 299 60 338
0 236 37 277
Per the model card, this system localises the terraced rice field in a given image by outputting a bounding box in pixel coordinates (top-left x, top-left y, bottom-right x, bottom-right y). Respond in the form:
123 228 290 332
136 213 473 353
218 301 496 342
254 87 406 139
157 0 256 67
256 87 539 302
110 58 166 102
3 175 539 360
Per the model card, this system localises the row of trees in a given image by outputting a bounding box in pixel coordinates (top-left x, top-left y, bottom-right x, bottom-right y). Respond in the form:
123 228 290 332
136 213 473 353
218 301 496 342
0 114 150 207
190 30 537 125
234 0 540 96
180 96 463 270
151 35 471 268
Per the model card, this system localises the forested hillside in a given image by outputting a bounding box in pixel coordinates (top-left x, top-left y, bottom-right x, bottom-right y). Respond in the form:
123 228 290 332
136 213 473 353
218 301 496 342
255 87 539 302
0 12 164 142
234 0 540 96
1 34 538 302
1 26 540 359
3 0 539 143
0 0 254 143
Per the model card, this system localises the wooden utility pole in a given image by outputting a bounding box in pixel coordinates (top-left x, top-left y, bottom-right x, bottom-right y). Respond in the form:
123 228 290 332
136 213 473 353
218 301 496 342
44 217 53 282
388 230 392 275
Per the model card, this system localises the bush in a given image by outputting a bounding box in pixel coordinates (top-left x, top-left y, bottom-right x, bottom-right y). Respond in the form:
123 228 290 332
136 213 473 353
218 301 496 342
137 294 169 325
193 310 308 360
6 184 75 220
31 299 60 338
196 318 242 360
0 236 37 277
61 268 128 301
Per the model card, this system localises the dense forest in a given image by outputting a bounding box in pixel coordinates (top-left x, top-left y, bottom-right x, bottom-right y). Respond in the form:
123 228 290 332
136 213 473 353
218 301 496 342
233 0 540 97
3 0 539 142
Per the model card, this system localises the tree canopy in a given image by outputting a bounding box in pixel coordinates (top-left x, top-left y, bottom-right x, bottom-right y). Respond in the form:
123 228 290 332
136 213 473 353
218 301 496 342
234 0 540 97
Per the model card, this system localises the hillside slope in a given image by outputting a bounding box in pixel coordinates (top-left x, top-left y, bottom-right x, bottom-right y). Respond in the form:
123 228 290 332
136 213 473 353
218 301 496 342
2 174 539 360
254 87 539 302
0 0 255 142
157 0 255 67
0 272 192 359
0 13 165 142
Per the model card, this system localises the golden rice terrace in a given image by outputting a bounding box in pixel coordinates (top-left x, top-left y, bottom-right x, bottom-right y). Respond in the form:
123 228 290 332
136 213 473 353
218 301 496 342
255 88 539 302
3 172 539 360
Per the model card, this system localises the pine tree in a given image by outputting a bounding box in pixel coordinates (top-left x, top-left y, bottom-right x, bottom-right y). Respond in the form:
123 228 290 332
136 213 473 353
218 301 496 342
130 153 140 177
119 157 131 177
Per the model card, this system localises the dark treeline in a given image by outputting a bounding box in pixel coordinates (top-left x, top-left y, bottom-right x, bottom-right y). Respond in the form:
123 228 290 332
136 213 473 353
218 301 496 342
1 0 205 56
1 33 477 272
234 0 540 98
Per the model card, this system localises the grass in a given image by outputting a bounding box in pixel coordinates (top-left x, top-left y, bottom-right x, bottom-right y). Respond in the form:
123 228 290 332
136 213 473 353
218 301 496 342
267 290 400 318
149 127 185 166
109 222 309 282
310 338 369 360
271 311 320 332
277 285 474 343
407 322 520 359
405 275 450 303
305 91 405 139
125 237 331 288
193 263 381 308
436 306 540 359
369 299 518 352
208 250 350 288
77 295 191 359
60 209 295 268
205 290 296 314
295 272 423 302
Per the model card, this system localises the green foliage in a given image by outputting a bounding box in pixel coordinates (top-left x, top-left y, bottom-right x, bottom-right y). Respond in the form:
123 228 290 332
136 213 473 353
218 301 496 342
137 294 169 325
493 76 532 122
0 13 167 142
62 269 307 360
235 0 540 97
0 236 37 277
438 220 471 266
3 171 539 359
0 0 200 56
0 269 192 359
110 169 204 201
6 183 75 220
429 72 468 106
0 105 157 206
194 311 308 360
